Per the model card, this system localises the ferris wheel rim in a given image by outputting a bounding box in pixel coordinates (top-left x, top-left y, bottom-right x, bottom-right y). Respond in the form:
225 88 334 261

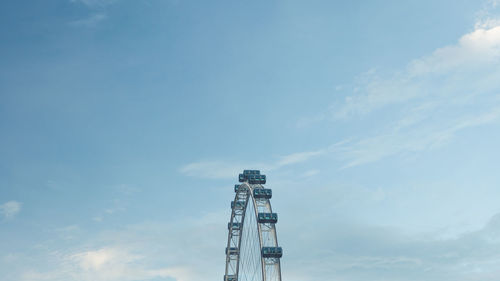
224 171 282 281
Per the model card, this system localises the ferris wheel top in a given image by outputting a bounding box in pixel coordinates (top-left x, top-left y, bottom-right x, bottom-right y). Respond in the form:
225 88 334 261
225 169 281 281
239 170 266 184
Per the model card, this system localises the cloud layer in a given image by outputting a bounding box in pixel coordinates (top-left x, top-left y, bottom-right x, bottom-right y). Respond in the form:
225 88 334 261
283 212 500 281
16 212 226 281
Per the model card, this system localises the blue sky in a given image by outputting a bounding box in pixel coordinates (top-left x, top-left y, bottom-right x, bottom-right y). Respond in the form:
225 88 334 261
2 0 500 280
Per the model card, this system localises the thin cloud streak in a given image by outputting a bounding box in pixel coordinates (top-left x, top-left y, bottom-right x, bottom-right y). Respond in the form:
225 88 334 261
332 24 500 120
295 18 500 168
69 0 117 8
179 139 350 179
179 149 328 179
70 13 107 27
337 106 500 168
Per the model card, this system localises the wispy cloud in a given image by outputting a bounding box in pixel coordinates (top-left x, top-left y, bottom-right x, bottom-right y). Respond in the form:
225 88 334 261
332 25 500 119
336 106 500 168
283 212 500 281
179 143 347 179
68 0 116 27
0 201 22 219
191 10 500 172
70 13 107 27
21 247 188 281
70 0 117 8
16 211 500 281
295 12 500 168
475 0 500 29
179 151 324 179
275 150 326 166
18 212 226 281
179 160 255 179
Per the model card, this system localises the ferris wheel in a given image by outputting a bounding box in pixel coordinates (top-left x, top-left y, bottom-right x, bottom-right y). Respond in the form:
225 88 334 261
224 170 282 281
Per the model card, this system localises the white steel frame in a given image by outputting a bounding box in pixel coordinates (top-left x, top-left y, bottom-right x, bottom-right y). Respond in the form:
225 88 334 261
224 181 282 281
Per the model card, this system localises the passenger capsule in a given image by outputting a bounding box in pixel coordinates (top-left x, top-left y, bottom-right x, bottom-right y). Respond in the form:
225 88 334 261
234 184 247 193
225 247 239 255
224 275 237 281
261 247 283 258
257 212 278 223
249 174 266 184
228 222 242 230
239 170 266 184
253 188 272 199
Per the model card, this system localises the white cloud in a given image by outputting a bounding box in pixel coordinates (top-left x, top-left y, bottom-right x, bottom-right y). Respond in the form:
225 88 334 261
332 24 500 120
408 26 500 76
17 212 227 281
69 0 115 27
185 18 500 172
70 0 116 7
72 248 121 270
301 169 320 177
70 13 107 27
21 247 186 281
281 212 500 281
275 150 326 166
179 148 328 179
336 106 500 168
0 201 22 219
179 138 354 179
295 15 500 168
179 160 254 179
92 216 103 222
475 0 500 29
